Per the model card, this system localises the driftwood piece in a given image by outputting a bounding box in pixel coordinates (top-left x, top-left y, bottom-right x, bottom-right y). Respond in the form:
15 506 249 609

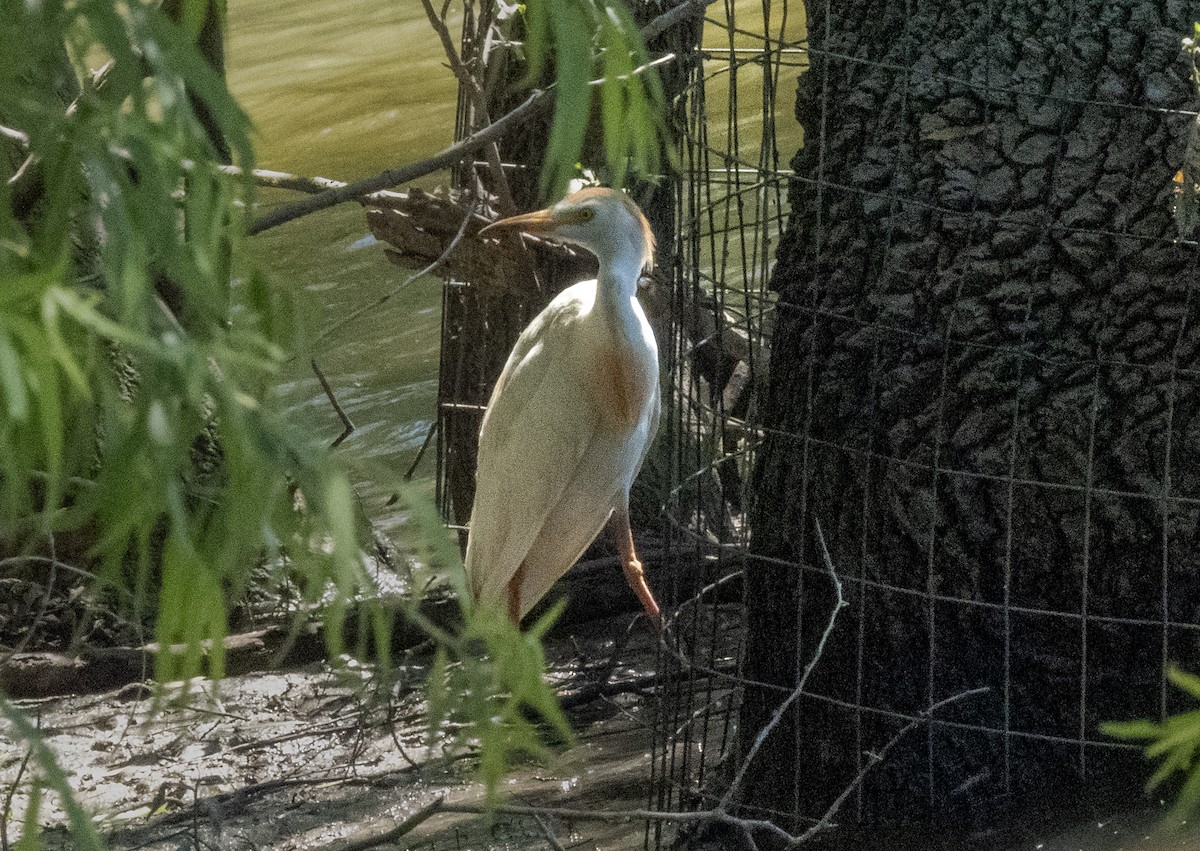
364 187 545 294
0 551 732 699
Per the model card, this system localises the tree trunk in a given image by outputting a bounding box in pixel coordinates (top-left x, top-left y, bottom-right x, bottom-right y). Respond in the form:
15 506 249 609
742 0 1200 840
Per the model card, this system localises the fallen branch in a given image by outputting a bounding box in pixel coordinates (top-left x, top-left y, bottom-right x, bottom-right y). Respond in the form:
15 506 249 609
0 551 695 698
333 794 446 851
245 92 545 236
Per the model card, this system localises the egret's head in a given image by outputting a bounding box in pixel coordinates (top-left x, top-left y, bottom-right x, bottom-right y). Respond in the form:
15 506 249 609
480 187 655 272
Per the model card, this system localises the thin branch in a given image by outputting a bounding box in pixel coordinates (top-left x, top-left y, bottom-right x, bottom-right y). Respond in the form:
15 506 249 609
418 0 515 213
434 801 795 845
307 196 479 354
222 166 352 195
334 795 446 851
311 358 355 448
529 809 566 851
720 515 847 810
7 538 58 658
246 0 715 236
642 0 720 41
0 739 33 851
0 125 30 147
246 92 544 236
790 687 990 846
405 419 438 481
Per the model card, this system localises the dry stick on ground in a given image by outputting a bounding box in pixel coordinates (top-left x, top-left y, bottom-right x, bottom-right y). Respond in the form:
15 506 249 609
424 687 989 850
328 794 447 851
528 808 568 851
0 739 33 851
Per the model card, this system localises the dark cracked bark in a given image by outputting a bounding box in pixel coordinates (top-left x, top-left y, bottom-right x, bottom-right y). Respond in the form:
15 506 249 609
740 0 1200 842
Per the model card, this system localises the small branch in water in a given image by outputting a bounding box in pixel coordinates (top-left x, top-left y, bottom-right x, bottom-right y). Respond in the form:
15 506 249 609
311 358 355 448
405 419 438 481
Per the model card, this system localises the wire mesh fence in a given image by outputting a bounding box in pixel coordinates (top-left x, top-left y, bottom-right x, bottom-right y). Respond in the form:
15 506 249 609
439 0 1200 846
646 1 796 844
646 0 1200 846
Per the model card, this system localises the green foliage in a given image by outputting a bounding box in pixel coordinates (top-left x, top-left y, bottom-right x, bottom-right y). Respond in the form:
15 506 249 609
426 602 575 804
386 483 577 801
1 0 576 842
0 0 379 683
1103 666 1200 819
521 0 670 197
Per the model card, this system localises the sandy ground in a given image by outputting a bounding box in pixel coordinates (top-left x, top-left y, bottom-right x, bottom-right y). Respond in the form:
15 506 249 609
7 609 1200 851
2 615 671 850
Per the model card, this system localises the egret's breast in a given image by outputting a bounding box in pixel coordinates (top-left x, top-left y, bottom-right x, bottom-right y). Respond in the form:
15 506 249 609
593 336 657 430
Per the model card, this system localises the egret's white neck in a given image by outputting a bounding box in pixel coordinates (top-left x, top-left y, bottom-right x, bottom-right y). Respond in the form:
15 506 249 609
595 241 646 314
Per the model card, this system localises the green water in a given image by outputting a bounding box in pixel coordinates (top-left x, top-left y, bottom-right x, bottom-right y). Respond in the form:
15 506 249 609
227 0 462 519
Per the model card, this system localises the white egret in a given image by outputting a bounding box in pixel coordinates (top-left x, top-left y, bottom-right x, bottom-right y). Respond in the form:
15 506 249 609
465 187 662 628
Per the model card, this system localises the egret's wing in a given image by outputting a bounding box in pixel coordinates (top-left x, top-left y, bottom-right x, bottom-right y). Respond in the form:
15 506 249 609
464 286 596 606
515 373 659 617
513 432 630 618
635 389 661 474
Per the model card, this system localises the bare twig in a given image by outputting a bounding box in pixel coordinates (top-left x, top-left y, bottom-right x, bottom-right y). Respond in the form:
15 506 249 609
0 739 33 851
404 419 439 480
529 809 567 851
791 687 990 845
246 0 716 236
311 358 355 448
308 196 479 353
247 92 544 236
334 795 445 851
435 801 795 846
0 124 30 147
642 0 719 41
720 515 847 810
418 0 515 213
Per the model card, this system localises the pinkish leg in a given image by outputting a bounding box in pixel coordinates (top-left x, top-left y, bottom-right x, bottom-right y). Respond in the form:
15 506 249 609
608 507 662 630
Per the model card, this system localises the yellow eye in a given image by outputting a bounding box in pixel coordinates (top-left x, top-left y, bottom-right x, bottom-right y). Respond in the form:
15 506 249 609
579 208 595 221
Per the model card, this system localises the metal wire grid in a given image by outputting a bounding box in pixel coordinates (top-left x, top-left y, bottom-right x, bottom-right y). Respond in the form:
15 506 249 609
645 0 1200 842
437 0 1200 842
647 0 796 843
